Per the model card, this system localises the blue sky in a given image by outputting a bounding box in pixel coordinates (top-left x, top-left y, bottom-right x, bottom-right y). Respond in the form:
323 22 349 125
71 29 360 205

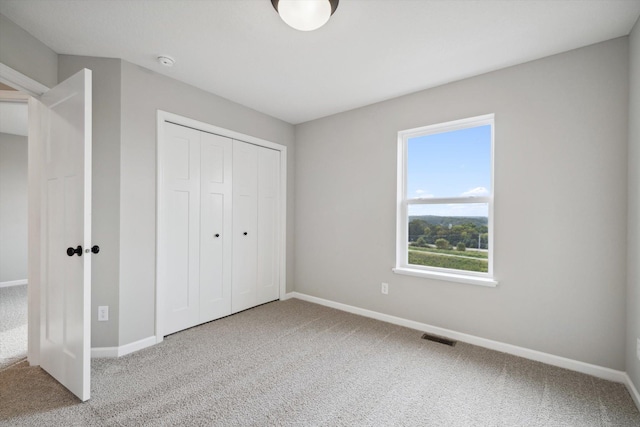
407 124 491 217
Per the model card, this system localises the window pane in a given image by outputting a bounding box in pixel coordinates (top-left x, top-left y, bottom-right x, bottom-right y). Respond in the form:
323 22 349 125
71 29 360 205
407 125 491 199
407 204 489 273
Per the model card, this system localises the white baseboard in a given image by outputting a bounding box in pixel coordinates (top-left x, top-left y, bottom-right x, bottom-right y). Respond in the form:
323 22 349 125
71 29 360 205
280 292 295 301
91 336 156 358
624 373 640 411
0 279 27 288
91 346 118 358
288 292 628 384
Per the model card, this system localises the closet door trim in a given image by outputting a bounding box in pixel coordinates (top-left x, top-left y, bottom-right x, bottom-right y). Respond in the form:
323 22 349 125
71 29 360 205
155 110 287 343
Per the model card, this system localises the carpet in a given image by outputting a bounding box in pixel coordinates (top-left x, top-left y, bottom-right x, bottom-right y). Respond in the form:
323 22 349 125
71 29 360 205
0 284 28 371
1 299 638 426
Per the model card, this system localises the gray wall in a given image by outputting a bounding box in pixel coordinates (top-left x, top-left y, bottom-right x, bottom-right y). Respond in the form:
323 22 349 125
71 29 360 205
59 56 122 348
0 13 57 88
628 18 640 391
0 132 27 283
57 55 296 348
117 61 295 346
294 38 629 370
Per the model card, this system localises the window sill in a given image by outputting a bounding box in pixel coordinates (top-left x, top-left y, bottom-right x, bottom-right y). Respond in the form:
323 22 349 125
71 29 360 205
392 267 498 287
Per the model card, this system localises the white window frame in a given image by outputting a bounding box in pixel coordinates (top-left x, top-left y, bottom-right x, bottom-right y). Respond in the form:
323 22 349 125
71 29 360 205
393 114 497 287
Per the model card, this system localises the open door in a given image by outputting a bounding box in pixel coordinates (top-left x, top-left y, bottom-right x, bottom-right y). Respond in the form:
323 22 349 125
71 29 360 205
32 69 92 401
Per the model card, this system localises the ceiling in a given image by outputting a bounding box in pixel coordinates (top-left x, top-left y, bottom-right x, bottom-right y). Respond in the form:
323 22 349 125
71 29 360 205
0 0 639 125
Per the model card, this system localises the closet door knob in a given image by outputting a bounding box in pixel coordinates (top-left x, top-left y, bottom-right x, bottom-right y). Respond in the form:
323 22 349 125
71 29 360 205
243 232 248 236
91 245 100 254
66 245 83 257
215 234 220 238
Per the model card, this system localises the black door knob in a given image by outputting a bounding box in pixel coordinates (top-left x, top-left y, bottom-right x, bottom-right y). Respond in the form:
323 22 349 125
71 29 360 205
243 232 248 236
91 245 100 254
66 246 83 257
214 234 220 238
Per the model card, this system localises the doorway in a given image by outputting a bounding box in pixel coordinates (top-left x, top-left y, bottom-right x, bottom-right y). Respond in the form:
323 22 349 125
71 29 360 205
0 82 29 370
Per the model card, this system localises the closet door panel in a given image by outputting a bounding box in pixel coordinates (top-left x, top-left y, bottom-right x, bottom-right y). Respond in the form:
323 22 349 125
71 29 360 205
160 123 201 335
199 133 232 322
232 140 258 313
256 147 280 305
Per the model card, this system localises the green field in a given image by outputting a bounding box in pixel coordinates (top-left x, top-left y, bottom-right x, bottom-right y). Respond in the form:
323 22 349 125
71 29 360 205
409 245 488 259
408 249 488 272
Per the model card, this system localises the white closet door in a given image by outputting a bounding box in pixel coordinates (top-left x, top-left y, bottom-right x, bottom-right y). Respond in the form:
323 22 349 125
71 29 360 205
232 140 258 313
256 147 280 305
160 123 201 335
199 132 232 322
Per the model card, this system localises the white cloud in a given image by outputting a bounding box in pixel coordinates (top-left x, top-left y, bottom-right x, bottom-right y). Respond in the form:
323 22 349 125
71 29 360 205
409 203 488 217
415 189 434 198
461 187 489 197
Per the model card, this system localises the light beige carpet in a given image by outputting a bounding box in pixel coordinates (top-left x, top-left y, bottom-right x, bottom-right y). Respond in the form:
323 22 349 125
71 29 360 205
1 299 638 426
0 284 28 370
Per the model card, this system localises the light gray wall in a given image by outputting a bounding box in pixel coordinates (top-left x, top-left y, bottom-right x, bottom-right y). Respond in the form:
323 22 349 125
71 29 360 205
627 18 640 391
0 132 27 283
118 60 295 346
294 38 629 370
0 13 57 88
59 56 122 348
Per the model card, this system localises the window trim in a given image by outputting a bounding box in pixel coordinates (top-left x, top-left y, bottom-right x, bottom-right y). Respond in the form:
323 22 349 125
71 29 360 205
394 114 497 286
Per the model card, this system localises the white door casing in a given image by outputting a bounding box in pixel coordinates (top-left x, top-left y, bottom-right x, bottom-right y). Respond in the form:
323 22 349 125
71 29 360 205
38 69 92 402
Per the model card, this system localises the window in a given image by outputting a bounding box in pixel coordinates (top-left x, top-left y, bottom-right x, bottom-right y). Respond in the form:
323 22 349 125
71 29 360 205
394 114 496 286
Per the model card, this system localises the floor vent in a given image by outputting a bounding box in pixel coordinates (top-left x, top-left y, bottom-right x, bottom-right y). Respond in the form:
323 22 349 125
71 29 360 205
421 333 457 347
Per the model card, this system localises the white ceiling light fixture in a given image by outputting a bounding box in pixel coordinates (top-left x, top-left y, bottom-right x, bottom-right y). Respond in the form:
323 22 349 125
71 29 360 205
271 0 339 31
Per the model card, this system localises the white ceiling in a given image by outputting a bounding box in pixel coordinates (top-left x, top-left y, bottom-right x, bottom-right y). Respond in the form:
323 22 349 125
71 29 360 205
1 0 639 124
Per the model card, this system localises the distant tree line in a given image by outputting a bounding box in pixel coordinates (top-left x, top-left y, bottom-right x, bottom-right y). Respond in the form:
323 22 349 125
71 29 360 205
409 218 489 250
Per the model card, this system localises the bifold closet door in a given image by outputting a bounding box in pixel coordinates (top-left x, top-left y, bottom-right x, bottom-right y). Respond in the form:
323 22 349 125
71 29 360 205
159 122 232 336
199 132 232 323
232 140 280 313
256 147 280 305
232 141 258 313
159 123 201 335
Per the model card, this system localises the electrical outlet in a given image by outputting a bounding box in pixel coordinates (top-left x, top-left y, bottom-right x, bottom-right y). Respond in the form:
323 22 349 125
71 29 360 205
98 306 109 322
637 338 640 362
381 282 389 295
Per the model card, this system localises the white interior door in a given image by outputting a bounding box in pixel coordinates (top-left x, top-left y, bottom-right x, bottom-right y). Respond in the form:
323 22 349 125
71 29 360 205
38 69 92 402
159 122 201 335
199 132 232 322
232 140 258 313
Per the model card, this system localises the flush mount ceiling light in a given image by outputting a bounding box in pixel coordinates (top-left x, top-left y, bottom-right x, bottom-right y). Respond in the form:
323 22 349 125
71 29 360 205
271 0 339 31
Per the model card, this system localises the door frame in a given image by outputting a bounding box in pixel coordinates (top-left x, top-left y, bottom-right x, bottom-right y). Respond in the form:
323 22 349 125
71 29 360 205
155 110 288 343
0 63 50 366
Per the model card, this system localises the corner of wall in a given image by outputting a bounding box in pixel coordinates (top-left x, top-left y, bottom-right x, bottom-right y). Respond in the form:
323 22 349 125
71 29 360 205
0 13 57 88
58 55 123 349
627 15 640 393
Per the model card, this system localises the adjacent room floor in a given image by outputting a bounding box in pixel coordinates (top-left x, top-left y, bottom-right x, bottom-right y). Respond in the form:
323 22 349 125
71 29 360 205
1 298 638 426
0 284 27 371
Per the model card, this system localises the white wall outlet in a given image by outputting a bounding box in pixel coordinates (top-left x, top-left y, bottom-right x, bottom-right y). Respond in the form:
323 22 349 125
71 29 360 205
637 338 640 362
381 282 389 295
98 305 109 322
